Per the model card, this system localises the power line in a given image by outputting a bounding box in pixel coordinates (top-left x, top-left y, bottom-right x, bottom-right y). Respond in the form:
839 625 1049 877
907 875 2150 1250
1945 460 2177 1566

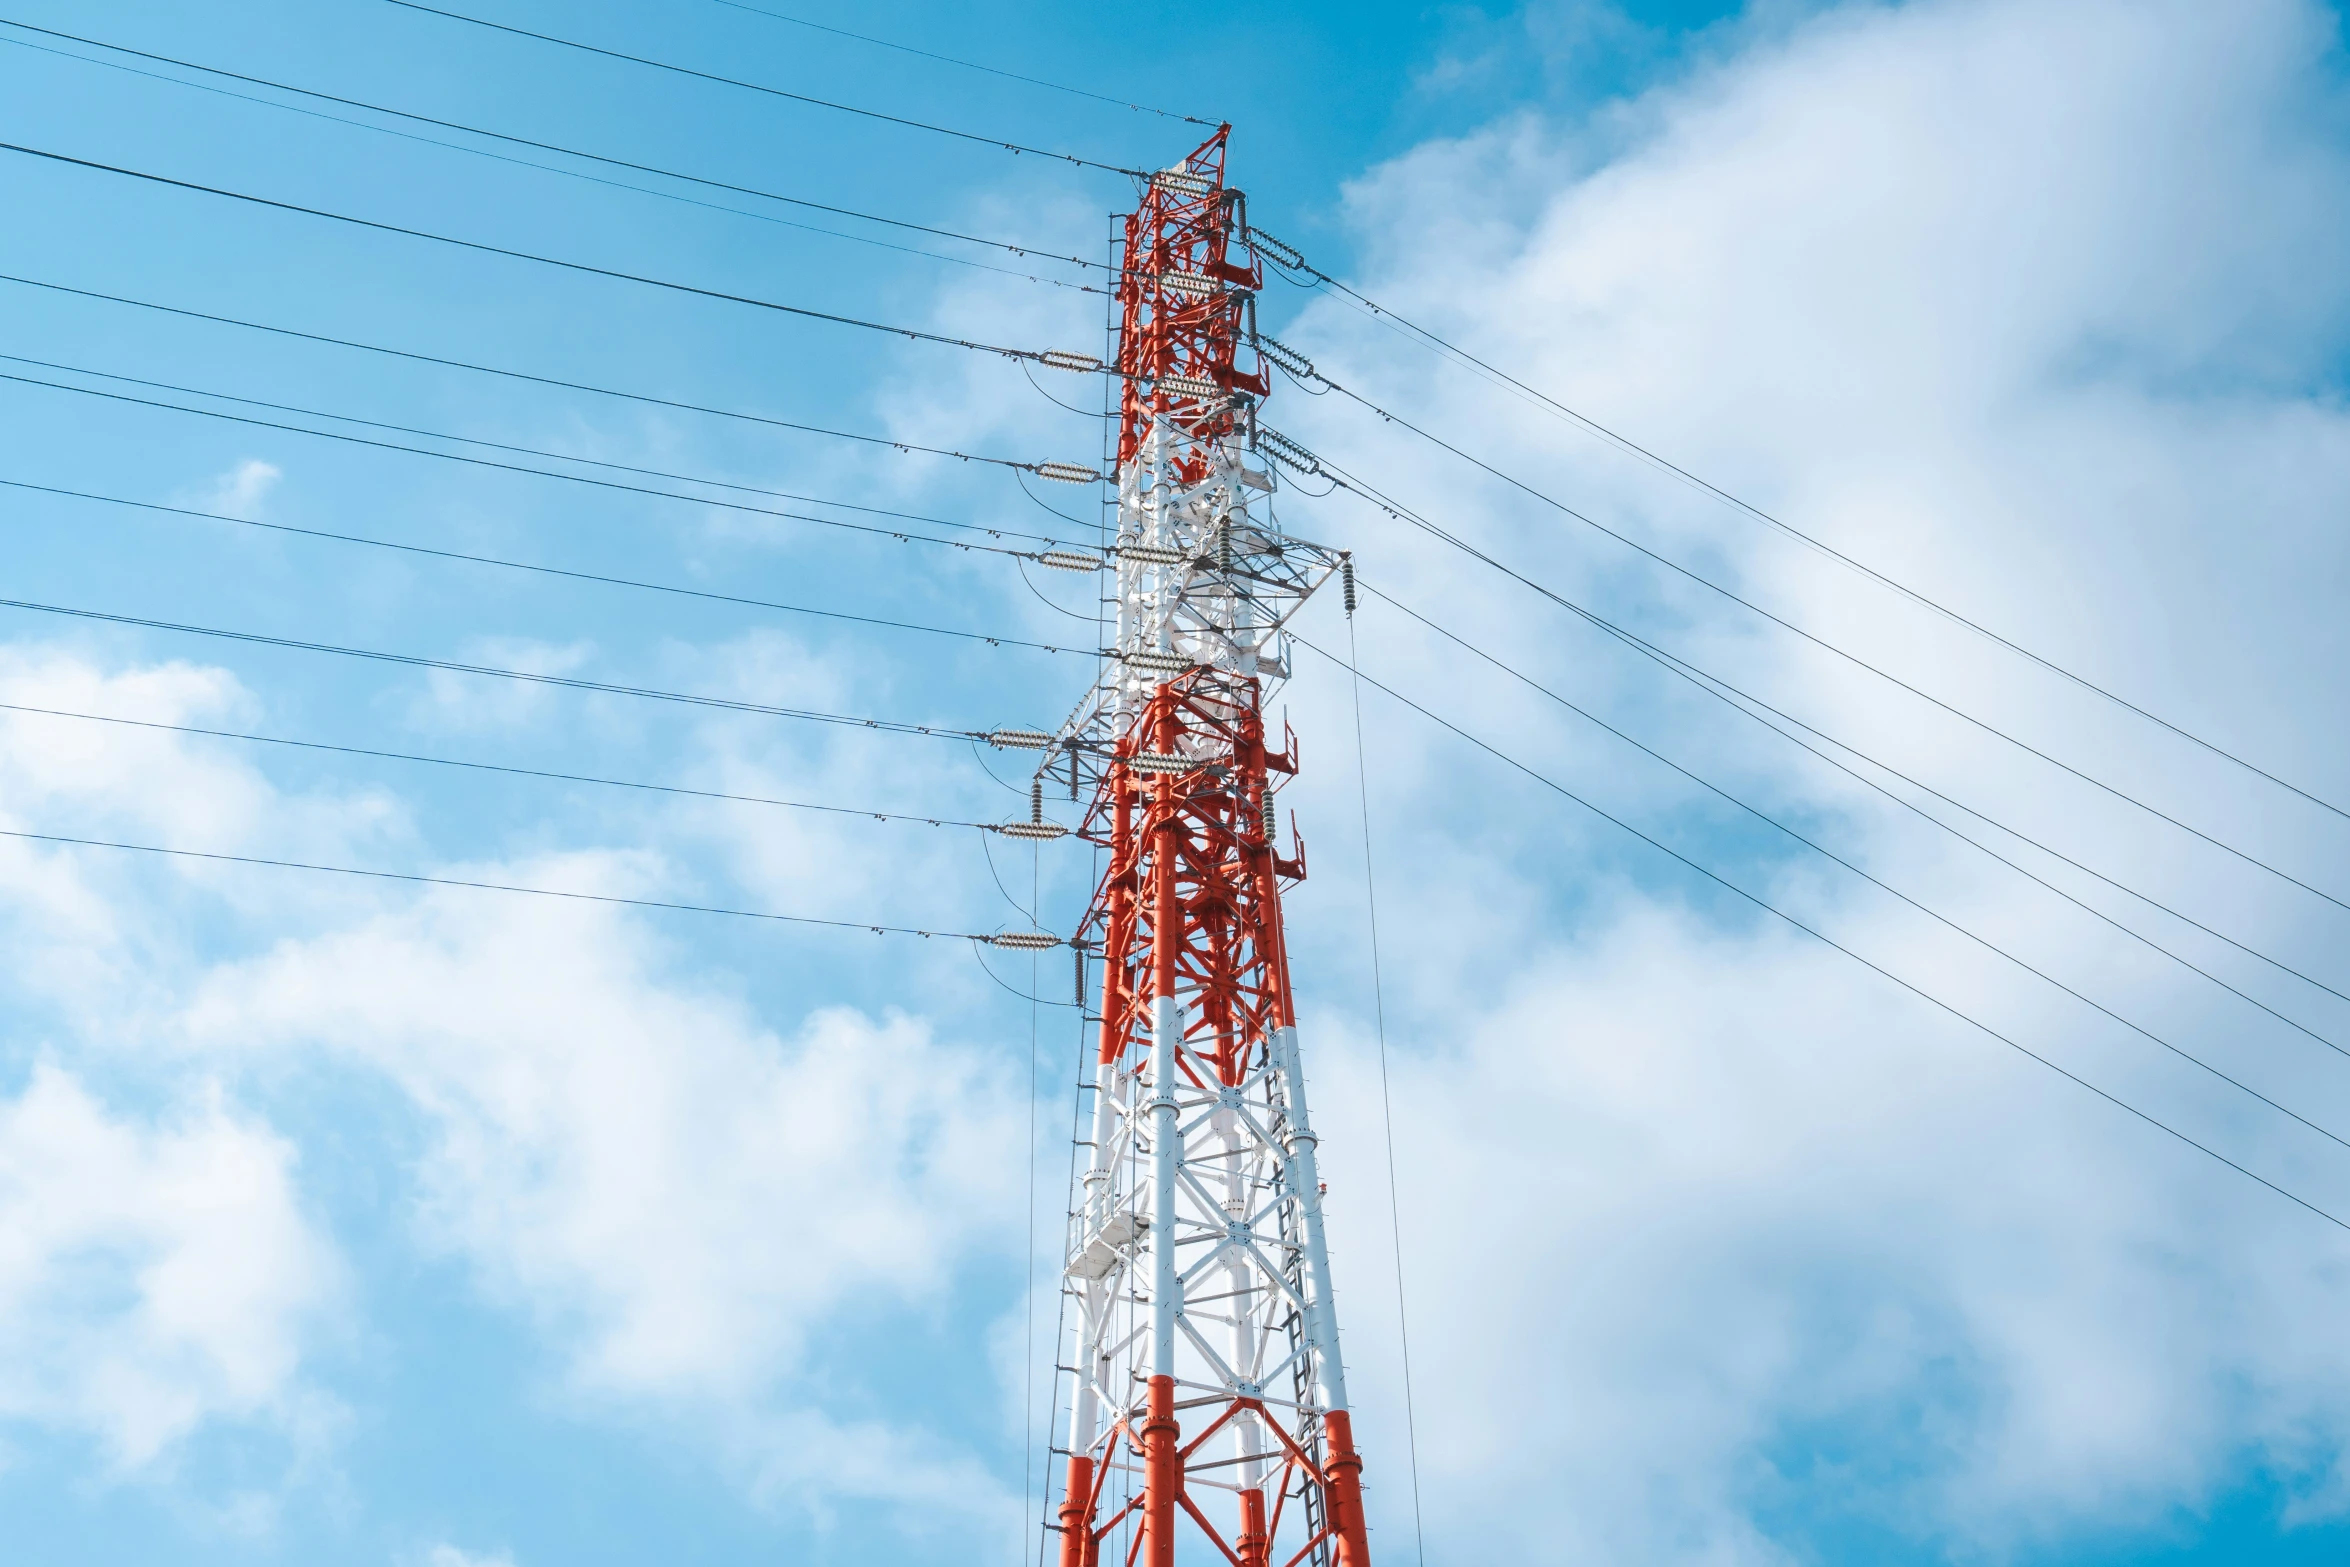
1364 577 2350 1059
0 270 1101 485
1339 592 2350 1151
0 18 1113 286
0 824 1042 941
699 0 1213 125
1264 252 2350 830
1290 633 2350 1237
2 479 1088 657
1666 649 2350 1009
0 698 1012 830
0 593 1017 741
1352 546 2350 1013
0 367 1086 562
0 320 1096 488
377 0 1145 176
1293 441 2350 920
1341 598 1426 1567
0 141 1108 372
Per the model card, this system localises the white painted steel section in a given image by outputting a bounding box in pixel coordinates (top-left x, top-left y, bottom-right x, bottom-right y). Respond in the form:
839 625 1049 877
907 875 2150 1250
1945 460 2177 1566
1274 1023 1350 1415
1149 994 1183 1379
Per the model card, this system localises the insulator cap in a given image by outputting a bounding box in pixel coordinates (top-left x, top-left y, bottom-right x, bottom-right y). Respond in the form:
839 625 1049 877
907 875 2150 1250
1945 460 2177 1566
1038 548 1105 573
1036 461 1104 485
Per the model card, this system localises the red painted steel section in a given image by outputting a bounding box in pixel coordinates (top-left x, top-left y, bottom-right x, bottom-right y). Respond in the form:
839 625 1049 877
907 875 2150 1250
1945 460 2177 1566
1114 125 1265 480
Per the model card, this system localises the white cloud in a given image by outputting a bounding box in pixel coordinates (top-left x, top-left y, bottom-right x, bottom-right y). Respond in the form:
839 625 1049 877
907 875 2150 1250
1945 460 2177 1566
1256 0 2350 1559
186 857 1027 1516
0 648 407 1029
409 636 595 734
421 1545 515 1567
175 459 281 521
0 1063 339 1469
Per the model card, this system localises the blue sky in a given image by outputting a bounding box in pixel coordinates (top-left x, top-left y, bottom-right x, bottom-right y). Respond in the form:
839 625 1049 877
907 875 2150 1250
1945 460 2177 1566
7 1 2350 1563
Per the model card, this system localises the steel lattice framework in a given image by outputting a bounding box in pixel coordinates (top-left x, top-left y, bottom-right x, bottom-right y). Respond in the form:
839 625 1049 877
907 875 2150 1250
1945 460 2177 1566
1041 127 1371 1567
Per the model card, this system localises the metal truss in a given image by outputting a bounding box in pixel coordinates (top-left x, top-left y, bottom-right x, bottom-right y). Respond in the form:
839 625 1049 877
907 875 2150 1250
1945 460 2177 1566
1038 127 1372 1567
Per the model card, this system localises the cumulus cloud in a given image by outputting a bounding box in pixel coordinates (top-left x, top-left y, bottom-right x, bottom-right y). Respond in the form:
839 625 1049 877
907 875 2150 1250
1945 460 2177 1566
1258 0 2350 1559
0 1063 339 1469
186 860 1026 1516
420 1545 516 1567
408 637 597 735
175 459 281 521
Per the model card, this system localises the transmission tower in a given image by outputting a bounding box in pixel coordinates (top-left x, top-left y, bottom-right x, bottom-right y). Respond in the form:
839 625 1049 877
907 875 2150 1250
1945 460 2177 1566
1040 127 1371 1567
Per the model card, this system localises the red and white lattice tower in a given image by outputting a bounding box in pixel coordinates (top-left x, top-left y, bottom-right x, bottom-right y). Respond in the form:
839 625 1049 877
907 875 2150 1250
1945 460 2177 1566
1041 127 1370 1567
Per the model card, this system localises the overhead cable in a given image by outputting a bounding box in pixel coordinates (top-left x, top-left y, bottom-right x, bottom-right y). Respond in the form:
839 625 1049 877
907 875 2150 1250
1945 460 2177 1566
699 0 1213 125
1292 634 2350 1237
1 480 1086 657
0 698 1021 831
1344 540 2350 1013
1364 577 2350 1053
0 19 1111 285
1277 427 2350 919
1655 643 2350 1008
0 594 1013 741
0 141 1110 373
0 314 1098 488
1348 589 2350 1133
0 825 1055 942
1259 242 2350 829
377 0 1143 176
0 368 1093 562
